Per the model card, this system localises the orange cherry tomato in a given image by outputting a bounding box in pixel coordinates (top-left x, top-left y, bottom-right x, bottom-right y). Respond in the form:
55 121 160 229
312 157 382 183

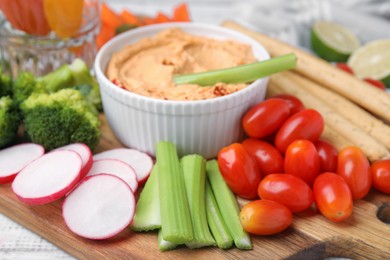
337 146 371 200
43 0 84 38
240 200 292 235
242 138 284 176
284 139 320 186
370 159 390 194
313 172 353 222
242 99 290 139
217 143 262 199
258 174 314 213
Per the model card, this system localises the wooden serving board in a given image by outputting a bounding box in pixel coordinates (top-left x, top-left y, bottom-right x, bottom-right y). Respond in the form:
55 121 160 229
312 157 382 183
1 115 389 259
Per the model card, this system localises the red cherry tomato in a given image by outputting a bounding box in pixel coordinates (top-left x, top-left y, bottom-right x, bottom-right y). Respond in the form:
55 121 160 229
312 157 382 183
284 139 320 186
258 173 314 213
313 172 353 222
275 109 324 154
370 159 390 194
242 99 290 139
218 143 262 199
239 200 292 235
315 139 338 173
335 63 354 74
337 146 371 200
242 138 284 176
364 78 386 91
268 94 305 115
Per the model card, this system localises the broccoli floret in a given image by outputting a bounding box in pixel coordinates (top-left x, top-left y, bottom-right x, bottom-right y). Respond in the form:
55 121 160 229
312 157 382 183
68 59 102 110
13 72 45 105
0 96 20 148
20 89 100 151
13 59 102 110
0 69 12 97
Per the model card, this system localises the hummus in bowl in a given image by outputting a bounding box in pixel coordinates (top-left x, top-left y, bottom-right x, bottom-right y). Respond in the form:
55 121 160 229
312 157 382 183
106 28 256 101
94 23 270 158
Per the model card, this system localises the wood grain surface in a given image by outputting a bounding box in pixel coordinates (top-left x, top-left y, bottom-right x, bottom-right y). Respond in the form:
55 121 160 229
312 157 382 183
0 115 389 260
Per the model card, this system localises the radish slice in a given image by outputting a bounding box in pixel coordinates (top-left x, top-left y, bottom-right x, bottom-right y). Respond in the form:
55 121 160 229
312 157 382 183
87 159 138 193
93 148 153 183
63 174 135 240
0 143 45 184
12 150 82 205
53 143 93 179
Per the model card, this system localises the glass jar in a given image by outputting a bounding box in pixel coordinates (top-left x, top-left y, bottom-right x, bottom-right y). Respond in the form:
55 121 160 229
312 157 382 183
0 0 101 78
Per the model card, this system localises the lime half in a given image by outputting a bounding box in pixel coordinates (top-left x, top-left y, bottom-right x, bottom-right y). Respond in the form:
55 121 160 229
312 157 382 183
348 39 390 88
311 21 361 62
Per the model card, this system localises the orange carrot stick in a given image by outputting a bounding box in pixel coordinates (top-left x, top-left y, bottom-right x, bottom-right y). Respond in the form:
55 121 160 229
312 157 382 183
101 3 123 28
120 10 142 26
155 12 170 23
173 3 190 22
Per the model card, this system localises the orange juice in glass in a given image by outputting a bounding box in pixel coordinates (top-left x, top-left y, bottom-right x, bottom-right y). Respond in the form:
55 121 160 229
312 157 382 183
0 0 101 77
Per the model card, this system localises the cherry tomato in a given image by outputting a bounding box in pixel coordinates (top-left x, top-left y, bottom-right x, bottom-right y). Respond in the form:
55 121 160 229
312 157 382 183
337 146 371 200
315 139 338 173
370 159 390 194
313 172 353 222
364 78 386 91
242 139 284 176
258 173 314 213
218 143 262 199
284 139 320 186
275 109 324 154
240 200 292 235
242 99 290 139
268 94 305 115
335 63 354 74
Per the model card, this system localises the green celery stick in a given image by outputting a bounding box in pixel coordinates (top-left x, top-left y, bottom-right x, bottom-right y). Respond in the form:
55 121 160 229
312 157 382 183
158 229 177 251
131 165 161 231
205 179 233 249
181 155 216 249
174 53 296 86
157 141 193 244
206 160 252 250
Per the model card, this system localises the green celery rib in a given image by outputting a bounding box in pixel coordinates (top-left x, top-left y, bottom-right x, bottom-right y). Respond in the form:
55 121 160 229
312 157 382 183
181 155 216 249
173 53 297 86
158 229 177 251
206 160 252 250
131 165 161 231
157 141 193 244
205 179 233 249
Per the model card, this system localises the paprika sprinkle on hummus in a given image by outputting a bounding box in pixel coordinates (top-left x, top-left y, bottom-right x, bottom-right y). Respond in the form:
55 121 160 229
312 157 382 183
106 28 257 101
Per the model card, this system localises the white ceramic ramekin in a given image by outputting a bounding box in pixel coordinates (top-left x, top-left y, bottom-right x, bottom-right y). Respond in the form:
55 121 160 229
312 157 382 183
94 23 270 158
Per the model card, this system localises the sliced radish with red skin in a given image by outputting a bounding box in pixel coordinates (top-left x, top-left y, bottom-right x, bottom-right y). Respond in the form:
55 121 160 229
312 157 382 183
53 143 93 179
63 174 135 240
93 148 153 183
12 150 82 205
87 159 138 193
0 143 45 184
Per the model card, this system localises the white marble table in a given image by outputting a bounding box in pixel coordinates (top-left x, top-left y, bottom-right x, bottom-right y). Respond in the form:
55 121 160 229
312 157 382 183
1 0 389 259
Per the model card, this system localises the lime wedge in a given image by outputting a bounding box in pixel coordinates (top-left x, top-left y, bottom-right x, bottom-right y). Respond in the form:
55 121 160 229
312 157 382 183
311 21 361 62
348 39 390 88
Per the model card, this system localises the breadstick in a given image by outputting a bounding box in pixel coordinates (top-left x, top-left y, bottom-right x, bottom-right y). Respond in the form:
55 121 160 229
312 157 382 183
222 20 390 122
268 77 390 161
282 71 390 150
